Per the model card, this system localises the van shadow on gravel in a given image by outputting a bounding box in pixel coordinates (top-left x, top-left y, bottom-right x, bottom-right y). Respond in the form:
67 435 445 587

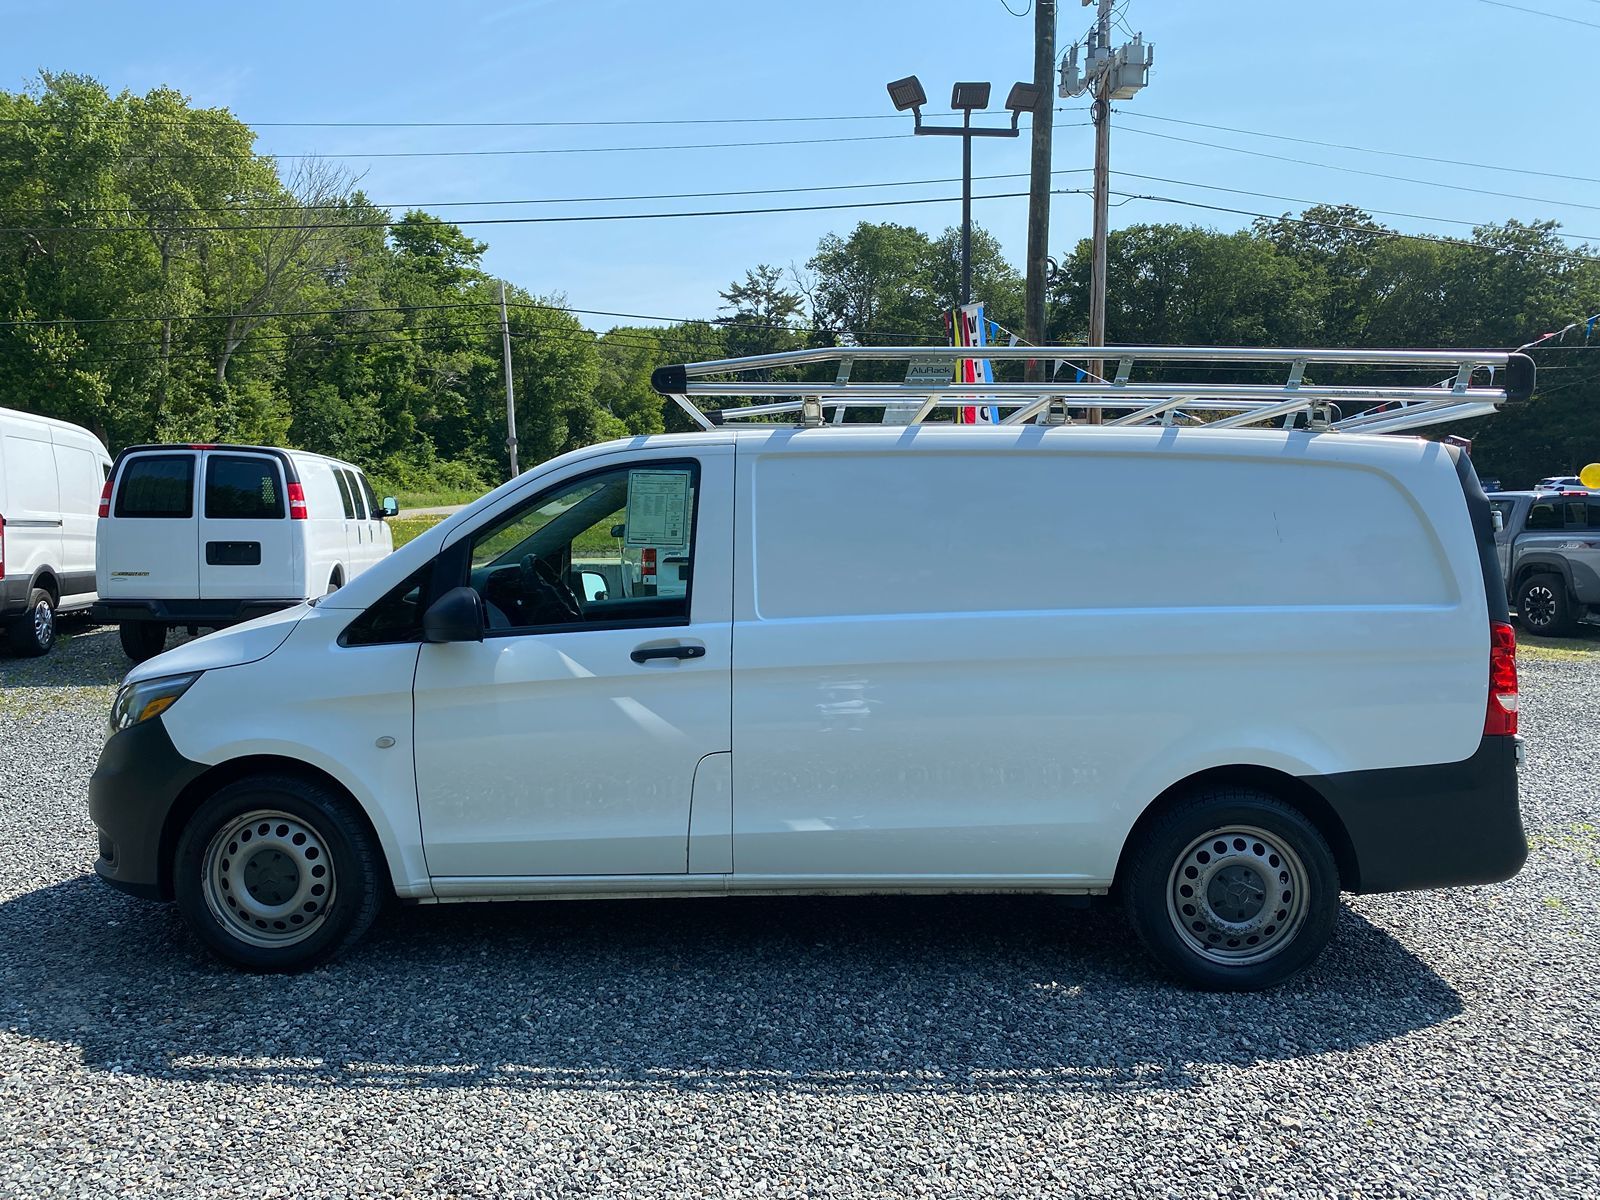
0 877 1461 1096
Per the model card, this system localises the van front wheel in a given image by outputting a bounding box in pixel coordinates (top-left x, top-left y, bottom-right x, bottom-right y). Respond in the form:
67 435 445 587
173 774 384 971
118 621 168 662
1124 788 1339 991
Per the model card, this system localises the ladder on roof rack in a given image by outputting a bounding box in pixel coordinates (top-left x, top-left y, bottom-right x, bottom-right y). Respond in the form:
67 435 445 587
649 344 1535 435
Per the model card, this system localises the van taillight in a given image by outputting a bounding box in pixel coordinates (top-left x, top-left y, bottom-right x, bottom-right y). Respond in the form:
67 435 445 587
287 482 308 519
641 548 657 578
98 479 112 519
1485 621 1518 737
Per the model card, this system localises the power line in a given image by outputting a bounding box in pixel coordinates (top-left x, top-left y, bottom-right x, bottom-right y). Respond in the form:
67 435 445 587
1114 109 1600 187
0 168 1091 221
0 108 1073 130
1109 189 1600 265
1114 124 1600 215
1474 0 1600 28
0 186 1074 236
1113 169 1600 245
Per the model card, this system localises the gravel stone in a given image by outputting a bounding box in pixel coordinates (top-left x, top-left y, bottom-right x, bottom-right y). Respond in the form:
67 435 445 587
1 622 1597 1198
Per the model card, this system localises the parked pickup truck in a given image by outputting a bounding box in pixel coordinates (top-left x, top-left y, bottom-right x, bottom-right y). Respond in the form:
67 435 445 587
1488 490 1600 636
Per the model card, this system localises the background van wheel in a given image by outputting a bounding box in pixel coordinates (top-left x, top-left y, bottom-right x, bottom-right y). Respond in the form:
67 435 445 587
326 567 344 595
1517 573 1576 638
118 621 168 662
5 588 57 656
173 773 384 972
1123 787 1339 991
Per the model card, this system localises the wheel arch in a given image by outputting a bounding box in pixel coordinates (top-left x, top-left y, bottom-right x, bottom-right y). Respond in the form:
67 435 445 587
1512 556 1576 597
1114 764 1361 893
28 567 59 604
157 754 394 902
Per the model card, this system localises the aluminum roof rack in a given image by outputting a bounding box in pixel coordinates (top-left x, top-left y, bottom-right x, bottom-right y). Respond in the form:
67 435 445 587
649 344 1535 435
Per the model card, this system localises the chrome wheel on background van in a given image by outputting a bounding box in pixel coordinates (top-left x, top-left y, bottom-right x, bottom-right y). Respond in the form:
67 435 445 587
5 587 57 656
174 774 384 971
1125 788 1339 990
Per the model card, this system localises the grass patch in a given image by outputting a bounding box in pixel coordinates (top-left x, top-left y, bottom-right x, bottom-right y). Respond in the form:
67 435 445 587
388 514 449 548
394 488 480 510
1519 633 1600 662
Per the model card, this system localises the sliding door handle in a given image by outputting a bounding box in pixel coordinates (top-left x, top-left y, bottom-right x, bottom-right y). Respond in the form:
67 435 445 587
630 643 706 664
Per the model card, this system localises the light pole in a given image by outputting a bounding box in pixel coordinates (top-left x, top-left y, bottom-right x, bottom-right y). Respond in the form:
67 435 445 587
887 76 1041 307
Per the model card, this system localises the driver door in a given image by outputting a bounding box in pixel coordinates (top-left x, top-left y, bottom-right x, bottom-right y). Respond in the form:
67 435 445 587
412 447 732 880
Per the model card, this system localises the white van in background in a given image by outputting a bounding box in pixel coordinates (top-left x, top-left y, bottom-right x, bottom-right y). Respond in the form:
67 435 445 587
0 405 113 656
94 444 397 661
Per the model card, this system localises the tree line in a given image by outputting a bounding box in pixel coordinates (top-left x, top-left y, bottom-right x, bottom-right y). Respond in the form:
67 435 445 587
3 74 1595 493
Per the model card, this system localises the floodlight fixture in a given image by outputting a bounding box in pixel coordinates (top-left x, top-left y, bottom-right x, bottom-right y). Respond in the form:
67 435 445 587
886 75 927 113
1005 81 1042 113
949 81 991 111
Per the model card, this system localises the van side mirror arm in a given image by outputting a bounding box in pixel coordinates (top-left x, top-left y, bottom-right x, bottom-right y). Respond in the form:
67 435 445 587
423 586 485 643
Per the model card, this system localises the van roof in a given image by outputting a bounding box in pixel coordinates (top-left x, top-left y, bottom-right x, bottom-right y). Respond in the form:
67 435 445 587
0 404 107 445
112 443 364 473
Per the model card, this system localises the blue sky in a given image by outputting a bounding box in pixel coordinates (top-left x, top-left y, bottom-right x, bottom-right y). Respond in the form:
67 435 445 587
2 0 1595 326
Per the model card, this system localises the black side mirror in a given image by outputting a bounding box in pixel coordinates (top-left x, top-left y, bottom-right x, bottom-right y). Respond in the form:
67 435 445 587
423 586 485 643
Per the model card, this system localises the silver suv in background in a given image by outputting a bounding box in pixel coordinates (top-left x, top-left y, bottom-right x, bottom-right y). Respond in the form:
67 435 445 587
1488 490 1600 636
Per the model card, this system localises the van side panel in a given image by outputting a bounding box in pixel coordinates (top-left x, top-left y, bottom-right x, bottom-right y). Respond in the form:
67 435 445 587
1 419 65 606
730 428 1487 885
50 433 107 605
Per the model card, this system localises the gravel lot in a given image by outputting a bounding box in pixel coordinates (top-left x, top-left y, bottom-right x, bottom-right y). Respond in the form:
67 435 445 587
1 623 1597 1199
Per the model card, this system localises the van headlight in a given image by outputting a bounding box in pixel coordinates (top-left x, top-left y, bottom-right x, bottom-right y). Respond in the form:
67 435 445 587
108 673 201 738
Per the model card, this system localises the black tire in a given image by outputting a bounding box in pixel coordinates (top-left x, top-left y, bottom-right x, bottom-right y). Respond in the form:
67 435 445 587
118 620 168 662
5 587 57 656
173 773 385 972
326 567 344 595
1516 573 1577 638
1123 788 1340 991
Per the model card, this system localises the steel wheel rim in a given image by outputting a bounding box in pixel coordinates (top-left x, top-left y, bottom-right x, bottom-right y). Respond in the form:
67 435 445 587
32 600 53 645
1166 824 1310 965
201 809 335 948
1523 584 1557 628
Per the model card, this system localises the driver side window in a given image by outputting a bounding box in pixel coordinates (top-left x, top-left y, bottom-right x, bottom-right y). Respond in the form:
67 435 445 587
466 460 698 634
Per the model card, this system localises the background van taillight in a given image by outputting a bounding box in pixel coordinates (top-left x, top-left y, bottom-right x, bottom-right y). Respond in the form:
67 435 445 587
1486 621 1518 737
641 548 657 578
287 482 308 519
97 479 112 518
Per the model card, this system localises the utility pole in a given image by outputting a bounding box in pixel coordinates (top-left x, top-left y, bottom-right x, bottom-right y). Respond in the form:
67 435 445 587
1024 0 1056 375
498 280 519 479
1088 0 1112 414
1059 0 1152 419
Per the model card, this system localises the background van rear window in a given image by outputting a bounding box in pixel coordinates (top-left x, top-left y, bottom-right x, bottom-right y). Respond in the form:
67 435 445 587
114 455 195 519
205 455 284 519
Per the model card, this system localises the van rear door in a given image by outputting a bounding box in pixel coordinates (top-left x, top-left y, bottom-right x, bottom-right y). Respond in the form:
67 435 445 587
102 451 199 601
197 451 297 600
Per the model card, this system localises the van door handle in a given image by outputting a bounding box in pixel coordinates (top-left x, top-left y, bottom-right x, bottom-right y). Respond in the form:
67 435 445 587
630 643 705 663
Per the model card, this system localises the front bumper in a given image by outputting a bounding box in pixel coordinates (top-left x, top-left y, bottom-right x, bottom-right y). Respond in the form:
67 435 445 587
1307 734 1527 894
88 718 210 900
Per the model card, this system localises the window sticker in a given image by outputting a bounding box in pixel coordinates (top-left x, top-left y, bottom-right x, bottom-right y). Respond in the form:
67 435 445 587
625 470 691 548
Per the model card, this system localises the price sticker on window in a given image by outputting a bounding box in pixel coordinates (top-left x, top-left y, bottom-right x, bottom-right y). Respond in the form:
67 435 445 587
625 470 691 548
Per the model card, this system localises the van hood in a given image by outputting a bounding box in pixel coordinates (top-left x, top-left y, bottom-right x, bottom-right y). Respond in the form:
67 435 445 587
122 604 308 685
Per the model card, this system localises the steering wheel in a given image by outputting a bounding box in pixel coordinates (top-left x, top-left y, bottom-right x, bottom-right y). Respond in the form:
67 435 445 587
517 553 582 622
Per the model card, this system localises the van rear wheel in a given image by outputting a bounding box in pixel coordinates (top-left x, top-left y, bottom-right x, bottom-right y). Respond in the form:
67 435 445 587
1517 573 1576 638
1124 788 1339 990
118 621 168 662
5 588 56 656
173 774 384 971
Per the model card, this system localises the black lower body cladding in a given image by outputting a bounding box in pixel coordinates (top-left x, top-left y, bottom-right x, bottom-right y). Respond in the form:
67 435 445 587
1306 735 1526 894
88 718 210 900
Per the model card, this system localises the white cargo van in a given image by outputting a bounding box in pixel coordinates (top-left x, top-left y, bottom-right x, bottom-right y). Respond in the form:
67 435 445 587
0 406 113 656
94 444 397 661
87 409 1527 989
